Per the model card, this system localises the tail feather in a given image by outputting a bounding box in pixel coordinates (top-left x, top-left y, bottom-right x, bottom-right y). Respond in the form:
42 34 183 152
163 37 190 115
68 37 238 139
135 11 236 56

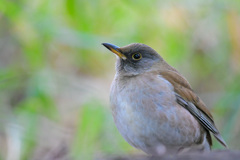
213 133 228 148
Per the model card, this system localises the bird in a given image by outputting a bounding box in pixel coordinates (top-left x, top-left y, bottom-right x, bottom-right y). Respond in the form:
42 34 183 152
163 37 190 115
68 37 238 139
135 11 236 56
102 42 227 155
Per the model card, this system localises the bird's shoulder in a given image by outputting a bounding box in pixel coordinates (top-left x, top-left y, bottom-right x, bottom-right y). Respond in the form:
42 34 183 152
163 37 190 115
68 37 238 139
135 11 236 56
156 68 213 120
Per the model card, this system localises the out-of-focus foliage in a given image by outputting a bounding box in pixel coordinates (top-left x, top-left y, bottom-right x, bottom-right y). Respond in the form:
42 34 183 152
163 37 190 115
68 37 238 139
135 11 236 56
0 0 240 159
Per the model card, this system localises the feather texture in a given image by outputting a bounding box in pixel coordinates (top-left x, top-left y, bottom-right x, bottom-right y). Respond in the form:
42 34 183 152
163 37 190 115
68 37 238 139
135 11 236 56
159 69 227 148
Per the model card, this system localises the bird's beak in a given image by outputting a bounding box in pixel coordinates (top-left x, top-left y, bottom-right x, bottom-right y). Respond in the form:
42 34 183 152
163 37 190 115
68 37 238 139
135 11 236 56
102 43 127 60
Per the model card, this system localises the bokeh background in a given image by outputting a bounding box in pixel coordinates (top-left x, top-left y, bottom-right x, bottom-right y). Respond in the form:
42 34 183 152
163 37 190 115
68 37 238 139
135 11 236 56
1 0 240 159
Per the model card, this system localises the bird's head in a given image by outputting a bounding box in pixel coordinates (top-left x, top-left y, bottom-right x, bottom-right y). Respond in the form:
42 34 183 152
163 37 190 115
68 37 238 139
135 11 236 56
102 43 164 76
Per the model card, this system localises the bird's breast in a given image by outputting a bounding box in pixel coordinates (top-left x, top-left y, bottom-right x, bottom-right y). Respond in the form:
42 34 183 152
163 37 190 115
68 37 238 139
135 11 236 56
110 73 202 152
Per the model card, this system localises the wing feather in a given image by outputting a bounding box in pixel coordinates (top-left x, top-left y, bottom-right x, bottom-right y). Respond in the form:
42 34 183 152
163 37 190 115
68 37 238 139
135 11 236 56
159 70 227 148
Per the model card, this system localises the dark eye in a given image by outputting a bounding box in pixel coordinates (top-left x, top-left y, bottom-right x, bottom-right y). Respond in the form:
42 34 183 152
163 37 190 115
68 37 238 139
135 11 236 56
132 53 142 60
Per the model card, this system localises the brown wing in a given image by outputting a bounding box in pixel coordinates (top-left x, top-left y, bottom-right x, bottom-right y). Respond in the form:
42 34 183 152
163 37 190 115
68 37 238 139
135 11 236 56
159 70 227 148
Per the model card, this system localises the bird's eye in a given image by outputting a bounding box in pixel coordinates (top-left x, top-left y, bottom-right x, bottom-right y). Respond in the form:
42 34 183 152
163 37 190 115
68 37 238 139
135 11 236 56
132 53 142 60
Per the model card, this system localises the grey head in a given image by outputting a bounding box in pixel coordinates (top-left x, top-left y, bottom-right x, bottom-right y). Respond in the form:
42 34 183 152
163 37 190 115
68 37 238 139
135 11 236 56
102 43 164 76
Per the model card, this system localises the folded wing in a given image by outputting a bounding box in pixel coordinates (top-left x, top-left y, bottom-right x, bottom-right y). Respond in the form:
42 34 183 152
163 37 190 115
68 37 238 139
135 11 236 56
159 70 227 148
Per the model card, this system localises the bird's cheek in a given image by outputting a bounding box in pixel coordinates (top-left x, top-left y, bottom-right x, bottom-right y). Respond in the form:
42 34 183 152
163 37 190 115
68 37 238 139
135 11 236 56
124 65 138 74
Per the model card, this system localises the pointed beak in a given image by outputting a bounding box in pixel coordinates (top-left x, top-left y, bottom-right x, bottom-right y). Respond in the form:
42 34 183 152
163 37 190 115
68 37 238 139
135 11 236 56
102 43 127 60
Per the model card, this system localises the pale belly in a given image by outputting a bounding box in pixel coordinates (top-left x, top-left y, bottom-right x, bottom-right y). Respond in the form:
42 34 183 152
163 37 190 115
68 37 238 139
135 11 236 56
110 74 204 154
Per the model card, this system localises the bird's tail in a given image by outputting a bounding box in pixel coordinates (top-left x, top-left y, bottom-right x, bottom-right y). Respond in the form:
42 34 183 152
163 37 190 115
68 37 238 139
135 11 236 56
213 133 228 148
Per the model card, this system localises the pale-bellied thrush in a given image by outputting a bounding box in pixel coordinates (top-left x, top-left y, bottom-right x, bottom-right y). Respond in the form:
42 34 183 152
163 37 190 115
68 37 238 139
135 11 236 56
102 43 227 155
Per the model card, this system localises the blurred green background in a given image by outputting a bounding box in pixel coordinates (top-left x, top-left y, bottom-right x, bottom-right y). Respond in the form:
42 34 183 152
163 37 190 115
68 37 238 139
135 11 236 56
1 0 240 159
